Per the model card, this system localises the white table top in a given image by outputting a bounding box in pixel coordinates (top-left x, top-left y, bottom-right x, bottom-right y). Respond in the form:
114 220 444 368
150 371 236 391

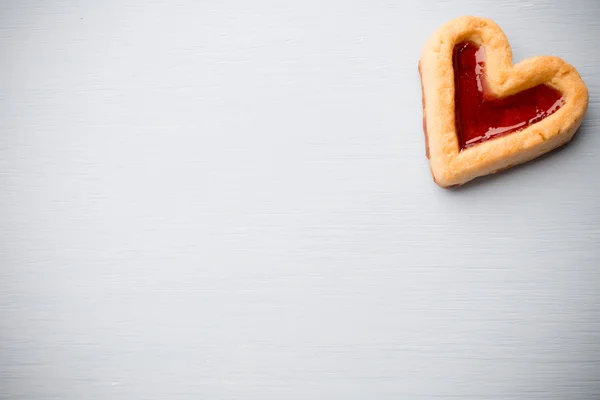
2 0 600 399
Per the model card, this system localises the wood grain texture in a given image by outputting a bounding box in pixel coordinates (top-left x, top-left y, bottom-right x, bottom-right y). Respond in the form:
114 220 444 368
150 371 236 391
1 0 600 399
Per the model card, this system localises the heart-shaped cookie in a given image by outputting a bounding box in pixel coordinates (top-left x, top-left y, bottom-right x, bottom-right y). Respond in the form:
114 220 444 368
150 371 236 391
419 16 589 188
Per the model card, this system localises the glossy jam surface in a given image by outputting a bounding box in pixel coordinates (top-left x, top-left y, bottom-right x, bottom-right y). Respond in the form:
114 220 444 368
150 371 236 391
453 41 564 149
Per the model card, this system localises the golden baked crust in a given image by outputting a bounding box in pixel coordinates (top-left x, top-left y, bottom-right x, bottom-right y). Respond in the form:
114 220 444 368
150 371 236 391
419 16 589 188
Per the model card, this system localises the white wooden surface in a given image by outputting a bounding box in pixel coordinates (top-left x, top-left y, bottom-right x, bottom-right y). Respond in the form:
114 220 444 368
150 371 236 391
1 1 600 399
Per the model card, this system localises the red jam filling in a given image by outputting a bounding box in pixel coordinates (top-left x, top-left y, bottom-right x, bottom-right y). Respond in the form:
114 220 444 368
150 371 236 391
453 41 564 150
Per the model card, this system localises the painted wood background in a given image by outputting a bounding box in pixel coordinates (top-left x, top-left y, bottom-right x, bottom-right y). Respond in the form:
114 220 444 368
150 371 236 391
1 0 600 399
